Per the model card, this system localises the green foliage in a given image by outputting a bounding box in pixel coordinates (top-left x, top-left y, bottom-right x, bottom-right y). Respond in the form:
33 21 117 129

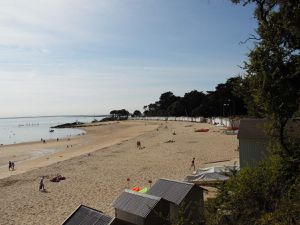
205 154 300 225
204 1 300 224
234 0 300 156
109 109 130 119
143 82 247 117
132 110 142 117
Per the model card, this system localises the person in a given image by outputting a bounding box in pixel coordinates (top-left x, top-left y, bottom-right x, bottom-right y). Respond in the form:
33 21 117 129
190 157 196 171
39 176 45 192
11 162 15 170
8 161 11 171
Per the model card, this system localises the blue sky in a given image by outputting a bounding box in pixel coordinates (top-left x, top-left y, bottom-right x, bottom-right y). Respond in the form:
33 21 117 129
0 0 256 117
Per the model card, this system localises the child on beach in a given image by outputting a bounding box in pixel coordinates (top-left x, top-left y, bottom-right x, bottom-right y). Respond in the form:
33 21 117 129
190 157 196 171
39 176 45 192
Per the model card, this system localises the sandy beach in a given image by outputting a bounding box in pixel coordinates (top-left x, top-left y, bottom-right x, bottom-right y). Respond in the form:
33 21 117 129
0 120 238 225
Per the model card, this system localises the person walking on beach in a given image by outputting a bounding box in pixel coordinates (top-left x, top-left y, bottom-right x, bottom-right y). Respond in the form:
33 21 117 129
11 161 15 170
190 157 196 171
8 161 11 171
39 176 45 192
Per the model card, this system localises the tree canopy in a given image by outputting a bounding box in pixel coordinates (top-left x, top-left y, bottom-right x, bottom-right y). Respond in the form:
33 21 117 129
204 1 300 224
143 78 248 117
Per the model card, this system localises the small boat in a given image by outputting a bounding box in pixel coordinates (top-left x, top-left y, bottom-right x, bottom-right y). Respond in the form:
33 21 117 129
49 129 54 133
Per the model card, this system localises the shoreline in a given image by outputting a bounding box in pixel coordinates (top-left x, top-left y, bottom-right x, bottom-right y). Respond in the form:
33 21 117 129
0 121 159 179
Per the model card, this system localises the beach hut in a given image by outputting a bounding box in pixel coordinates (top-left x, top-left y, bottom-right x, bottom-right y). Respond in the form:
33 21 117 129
109 218 135 225
112 190 170 225
238 119 271 168
61 205 112 225
147 178 204 224
238 118 300 168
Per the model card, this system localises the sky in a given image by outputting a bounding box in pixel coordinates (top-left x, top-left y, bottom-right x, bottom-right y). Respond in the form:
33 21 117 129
0 0 256 117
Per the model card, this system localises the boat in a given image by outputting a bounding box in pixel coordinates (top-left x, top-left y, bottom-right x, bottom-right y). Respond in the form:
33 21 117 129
49 129 54 133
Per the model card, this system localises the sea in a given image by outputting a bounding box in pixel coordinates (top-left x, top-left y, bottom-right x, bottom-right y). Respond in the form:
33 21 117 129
0 116 106 145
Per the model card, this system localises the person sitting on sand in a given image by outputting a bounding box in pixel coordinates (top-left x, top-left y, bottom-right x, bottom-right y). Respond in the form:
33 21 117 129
190 157 196 171
165 139 175 143
39 176 45 191
50 174 66 182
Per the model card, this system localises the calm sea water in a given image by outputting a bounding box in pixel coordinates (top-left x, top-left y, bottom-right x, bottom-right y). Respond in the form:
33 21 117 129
0 116 105 145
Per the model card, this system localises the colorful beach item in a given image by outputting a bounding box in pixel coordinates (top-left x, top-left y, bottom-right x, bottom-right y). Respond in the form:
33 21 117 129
131 186 140 192
139 187 148 194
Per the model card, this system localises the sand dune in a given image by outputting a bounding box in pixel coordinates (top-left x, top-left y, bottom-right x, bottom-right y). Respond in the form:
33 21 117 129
0 120 238 225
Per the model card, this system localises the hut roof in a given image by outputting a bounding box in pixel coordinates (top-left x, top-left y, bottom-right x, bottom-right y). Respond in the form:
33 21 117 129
237 118 300 140
112 190 161 218
108 218 135 225
62 205 112 225
147 178 200 205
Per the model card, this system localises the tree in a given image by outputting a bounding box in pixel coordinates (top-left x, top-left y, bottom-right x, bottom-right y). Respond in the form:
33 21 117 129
109 109 130 119
159 91 180 110
132 110 142 117
205 1 300 224
182 90 206 116
233 0 300 156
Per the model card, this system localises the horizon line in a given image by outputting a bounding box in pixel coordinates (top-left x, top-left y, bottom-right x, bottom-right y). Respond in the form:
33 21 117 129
0 114 110 120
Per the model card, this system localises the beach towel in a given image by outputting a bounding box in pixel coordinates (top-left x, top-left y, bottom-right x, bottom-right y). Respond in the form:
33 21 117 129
138 187 148 194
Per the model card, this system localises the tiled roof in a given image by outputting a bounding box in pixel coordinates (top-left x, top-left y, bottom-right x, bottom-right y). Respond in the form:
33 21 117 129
62 205 112 225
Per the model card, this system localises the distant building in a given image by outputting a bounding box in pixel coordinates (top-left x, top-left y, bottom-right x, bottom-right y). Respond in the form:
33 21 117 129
238 118 300 168
112 190 170 225
62 205 112 225
147 178 204 224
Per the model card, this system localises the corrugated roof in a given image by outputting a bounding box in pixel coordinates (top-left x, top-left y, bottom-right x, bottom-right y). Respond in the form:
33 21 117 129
112 189 161 218
62 205 112 225
147 178 196 205
238 118 300 140
108 218 134 225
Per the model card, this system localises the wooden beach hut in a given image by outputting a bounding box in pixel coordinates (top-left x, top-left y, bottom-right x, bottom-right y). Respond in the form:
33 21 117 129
147 178 204 224
238 118 300 168
112 190 170 225
238 119 269 168
61 205 113 225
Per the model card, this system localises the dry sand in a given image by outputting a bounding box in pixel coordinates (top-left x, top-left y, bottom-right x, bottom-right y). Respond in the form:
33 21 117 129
0 120 238 225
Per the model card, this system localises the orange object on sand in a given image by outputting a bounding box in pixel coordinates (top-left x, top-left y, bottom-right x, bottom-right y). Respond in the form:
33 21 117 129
132 186 141 192
195 128 209 132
